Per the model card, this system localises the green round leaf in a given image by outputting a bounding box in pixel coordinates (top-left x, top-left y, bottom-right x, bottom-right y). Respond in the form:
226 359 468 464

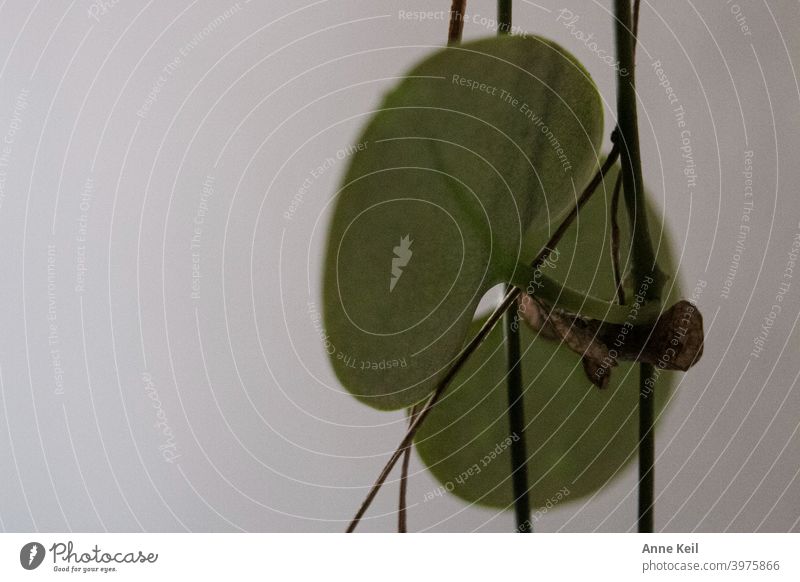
413 170 679 509
323 35 603 410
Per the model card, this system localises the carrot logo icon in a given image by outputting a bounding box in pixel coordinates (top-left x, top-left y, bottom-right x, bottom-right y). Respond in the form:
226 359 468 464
390 235 413 292
20 542 45 570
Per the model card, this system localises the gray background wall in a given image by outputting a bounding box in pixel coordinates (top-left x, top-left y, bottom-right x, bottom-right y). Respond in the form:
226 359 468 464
0 0 798 532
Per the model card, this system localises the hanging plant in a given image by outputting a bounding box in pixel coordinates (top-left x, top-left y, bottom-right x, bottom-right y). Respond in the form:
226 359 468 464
321 0 704 532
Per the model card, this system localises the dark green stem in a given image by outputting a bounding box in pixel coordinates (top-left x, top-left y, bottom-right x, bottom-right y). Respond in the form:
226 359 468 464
498 0 512 34
613 0 663 533
610 171 625 305
504 289 531 532
638 363 656 531
496 0 531 534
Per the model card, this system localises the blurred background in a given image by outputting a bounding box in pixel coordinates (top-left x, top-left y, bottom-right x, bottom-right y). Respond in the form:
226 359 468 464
0 0 798 532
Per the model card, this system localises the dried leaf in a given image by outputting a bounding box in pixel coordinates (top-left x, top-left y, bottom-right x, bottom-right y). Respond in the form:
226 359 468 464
517 294 704 388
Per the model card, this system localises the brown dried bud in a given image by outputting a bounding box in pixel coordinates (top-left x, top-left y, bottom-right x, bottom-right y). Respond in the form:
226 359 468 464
516 294 704 389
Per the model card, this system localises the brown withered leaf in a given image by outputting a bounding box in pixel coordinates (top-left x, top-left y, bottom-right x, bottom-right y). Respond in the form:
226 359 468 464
516 294 704 389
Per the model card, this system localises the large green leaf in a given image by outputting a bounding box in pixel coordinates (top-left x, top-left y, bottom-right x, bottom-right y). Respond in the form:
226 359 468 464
413 169 679 509
323 35 603 410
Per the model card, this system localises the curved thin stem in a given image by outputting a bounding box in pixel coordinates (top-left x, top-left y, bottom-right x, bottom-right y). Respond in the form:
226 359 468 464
345 148 621 532
397 445 411 532
398 404 419 533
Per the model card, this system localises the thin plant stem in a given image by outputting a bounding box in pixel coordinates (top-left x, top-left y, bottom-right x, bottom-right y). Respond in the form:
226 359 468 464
397 404 419 533
395 0 468 535
639 362 656 530
498 0 512 35
613 0 664 533
610 0 642 307
397 445 411 532
345 148 621 532
610 171 626 305
504 286 531 532
448 0 467 45
495 0 531 534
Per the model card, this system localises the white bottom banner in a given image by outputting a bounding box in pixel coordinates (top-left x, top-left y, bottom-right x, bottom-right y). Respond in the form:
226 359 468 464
1 533 796 581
